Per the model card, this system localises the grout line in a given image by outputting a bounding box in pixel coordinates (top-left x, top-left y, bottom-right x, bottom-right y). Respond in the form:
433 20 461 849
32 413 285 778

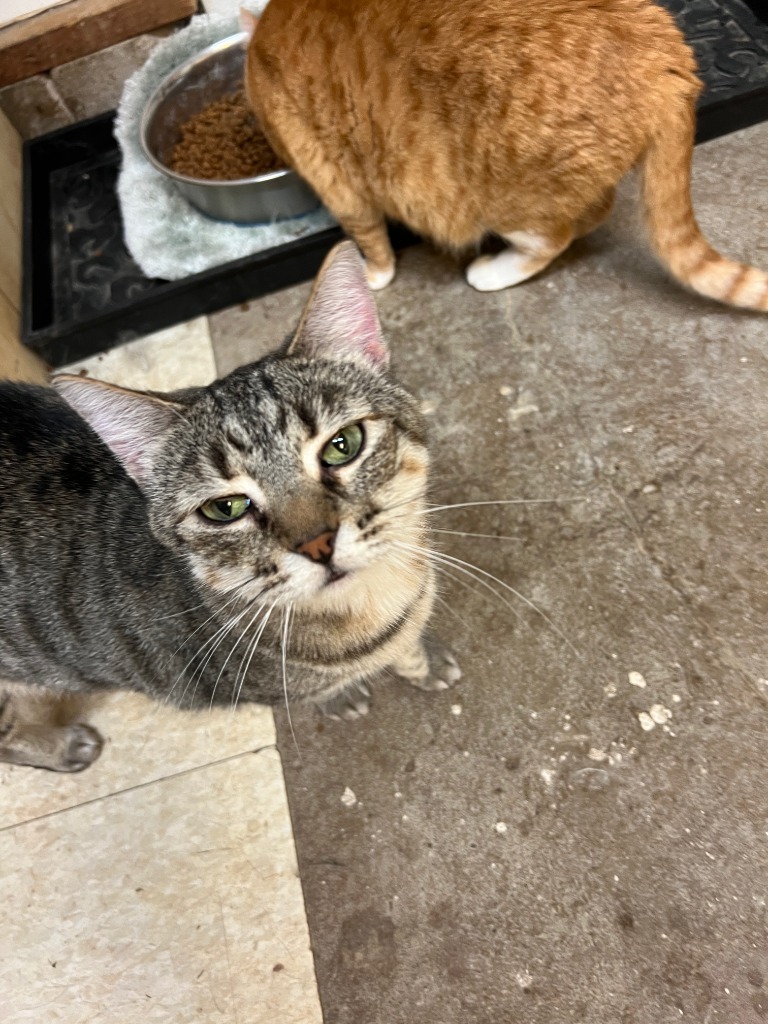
205 313 226 380
0 744 277 834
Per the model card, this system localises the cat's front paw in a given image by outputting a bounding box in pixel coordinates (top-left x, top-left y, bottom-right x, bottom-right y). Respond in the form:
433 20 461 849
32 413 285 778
394 637 462 692
43 724 103 770
317 681 371 722
54 724 104 772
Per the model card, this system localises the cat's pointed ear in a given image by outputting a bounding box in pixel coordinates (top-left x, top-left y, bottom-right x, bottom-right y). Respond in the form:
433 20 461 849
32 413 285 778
239 6 258 39
287 241 389 371
52 376 185 487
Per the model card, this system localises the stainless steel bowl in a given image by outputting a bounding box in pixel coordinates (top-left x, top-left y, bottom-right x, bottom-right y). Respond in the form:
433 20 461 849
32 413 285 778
139 33 319 224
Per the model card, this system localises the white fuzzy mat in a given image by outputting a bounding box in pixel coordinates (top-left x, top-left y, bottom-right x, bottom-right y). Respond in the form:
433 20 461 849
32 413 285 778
115 8 335 281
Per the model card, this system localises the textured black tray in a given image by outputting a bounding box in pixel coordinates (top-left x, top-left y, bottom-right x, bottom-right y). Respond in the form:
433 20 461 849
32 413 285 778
670 0 768 141
22 112 356 367
22 0 768 366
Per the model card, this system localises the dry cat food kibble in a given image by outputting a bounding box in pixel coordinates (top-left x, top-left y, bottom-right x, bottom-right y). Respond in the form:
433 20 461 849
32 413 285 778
168 90 283 180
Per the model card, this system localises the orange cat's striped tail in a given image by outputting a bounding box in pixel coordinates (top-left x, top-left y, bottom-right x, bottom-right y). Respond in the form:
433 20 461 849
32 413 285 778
640 99 768 312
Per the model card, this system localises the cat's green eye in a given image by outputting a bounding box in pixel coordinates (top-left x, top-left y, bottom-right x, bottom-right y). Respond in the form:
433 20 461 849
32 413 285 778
200 495 251 523
321 423 364 467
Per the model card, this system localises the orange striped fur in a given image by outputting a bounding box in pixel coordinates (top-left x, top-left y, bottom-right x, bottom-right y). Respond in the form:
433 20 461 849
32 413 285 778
244 0 768 311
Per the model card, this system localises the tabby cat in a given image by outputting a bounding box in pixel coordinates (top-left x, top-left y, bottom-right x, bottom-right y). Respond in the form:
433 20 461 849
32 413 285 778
243 0 768 310
0 243 458 772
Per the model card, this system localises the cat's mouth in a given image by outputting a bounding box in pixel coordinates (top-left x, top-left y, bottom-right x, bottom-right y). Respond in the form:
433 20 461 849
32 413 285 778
325 567 351 588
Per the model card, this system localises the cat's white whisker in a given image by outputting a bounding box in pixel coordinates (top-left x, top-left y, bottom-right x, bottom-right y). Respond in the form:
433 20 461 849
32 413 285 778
280 604 302 761
432 528 525 542
428 558 529 633
432 592 469 629
381 496 587 541
186 614 249 709
173 602 256 708
165 584 256 660
423 498 588 515
208 602 266 711
376 495 423 517
140 576 260 644
232 601 277 711
395 540 580 657
148 621 250 721
153 603 212 623
385 551 428 588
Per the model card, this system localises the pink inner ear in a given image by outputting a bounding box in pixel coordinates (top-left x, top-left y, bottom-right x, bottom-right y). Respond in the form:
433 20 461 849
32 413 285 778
290 241 390 368
52 376 181 487
349 288 388 367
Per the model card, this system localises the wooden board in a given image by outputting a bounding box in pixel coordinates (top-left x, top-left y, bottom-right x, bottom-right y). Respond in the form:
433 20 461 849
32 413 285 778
0 108 47 381
1 0 75 33
0 0 197 88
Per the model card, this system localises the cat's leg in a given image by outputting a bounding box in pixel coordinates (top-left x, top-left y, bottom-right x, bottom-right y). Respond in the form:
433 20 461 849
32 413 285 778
573 187 616 238
0 682 103 772
391 636 462 692
336 211 396 290
307 160 395 287
465 225 574 292
315 638 460 720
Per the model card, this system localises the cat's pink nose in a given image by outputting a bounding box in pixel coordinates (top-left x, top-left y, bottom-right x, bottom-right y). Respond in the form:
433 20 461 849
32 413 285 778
293 530 336 564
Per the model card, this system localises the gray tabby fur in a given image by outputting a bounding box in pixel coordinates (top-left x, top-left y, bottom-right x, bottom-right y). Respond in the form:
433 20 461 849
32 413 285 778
0 243 459 772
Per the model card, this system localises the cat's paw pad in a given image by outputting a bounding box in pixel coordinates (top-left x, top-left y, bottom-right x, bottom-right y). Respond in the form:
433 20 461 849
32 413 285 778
60 724 104 772
318 682 371 722
399 639 462 692
366 262 396 290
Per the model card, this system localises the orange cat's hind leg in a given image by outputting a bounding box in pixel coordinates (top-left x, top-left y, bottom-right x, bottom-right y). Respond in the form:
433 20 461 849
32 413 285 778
336 211 396 290
574 188 616 239
466 192 615 292
465 225 574 292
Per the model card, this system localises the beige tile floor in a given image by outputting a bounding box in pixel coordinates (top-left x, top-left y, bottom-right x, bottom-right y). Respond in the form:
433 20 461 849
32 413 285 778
0 323 323 1024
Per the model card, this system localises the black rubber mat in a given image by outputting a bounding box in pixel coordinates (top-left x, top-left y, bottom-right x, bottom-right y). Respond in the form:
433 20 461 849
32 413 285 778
22 0 768 366
663 0 768 140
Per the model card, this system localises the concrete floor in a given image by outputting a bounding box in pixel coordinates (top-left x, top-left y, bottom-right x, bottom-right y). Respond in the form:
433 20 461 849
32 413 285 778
209 122 768 1023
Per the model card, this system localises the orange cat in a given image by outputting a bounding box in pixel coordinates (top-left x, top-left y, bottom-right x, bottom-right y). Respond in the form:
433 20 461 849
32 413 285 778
243 0 768 311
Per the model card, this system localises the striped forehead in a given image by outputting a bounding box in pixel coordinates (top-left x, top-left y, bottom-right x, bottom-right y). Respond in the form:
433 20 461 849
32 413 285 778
196 392 373 481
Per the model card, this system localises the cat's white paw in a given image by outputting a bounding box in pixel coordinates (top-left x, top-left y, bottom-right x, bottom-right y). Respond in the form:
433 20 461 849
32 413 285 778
366 262 396 290
466 251 537 291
